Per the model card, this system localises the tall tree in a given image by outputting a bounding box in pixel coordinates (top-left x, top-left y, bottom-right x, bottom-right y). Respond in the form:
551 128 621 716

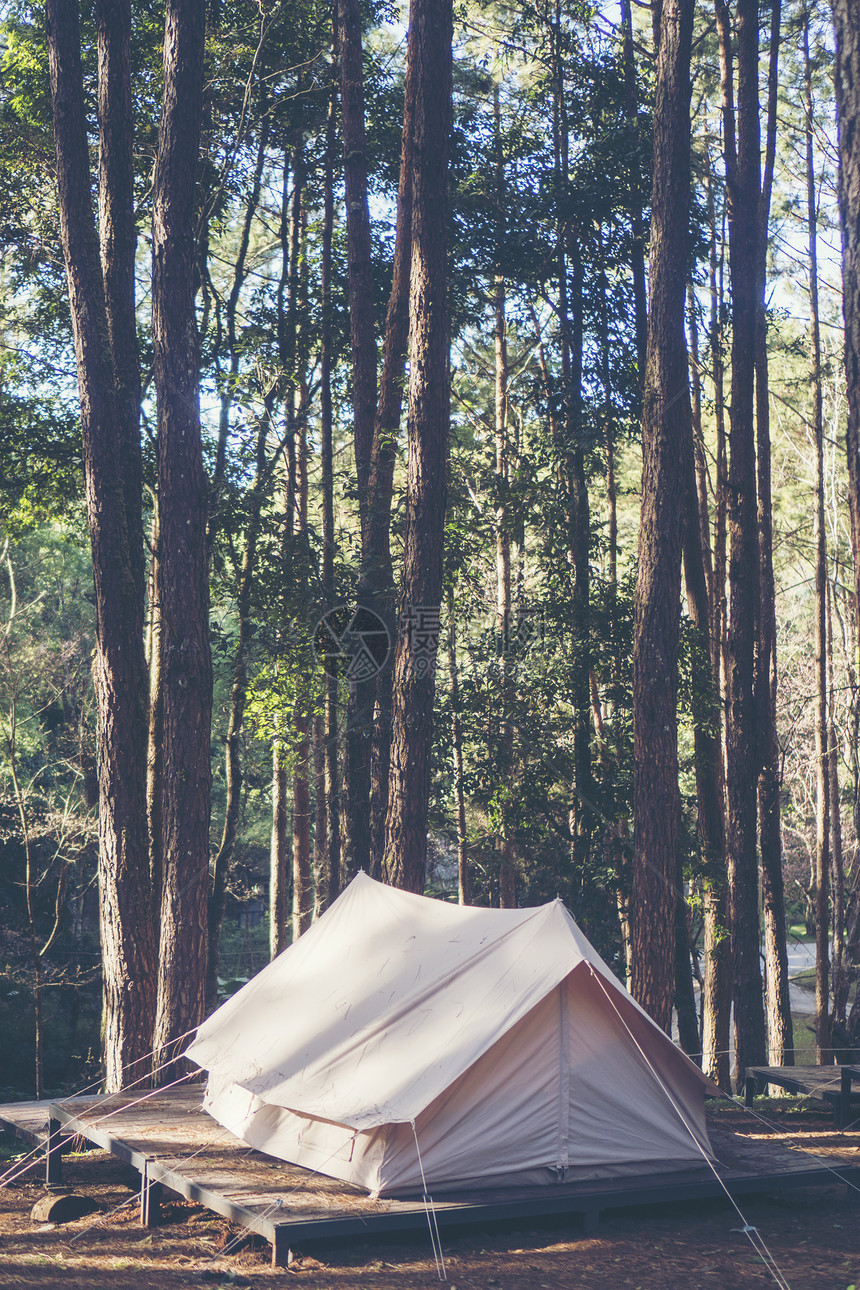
804 9 831 1062
755 0 793 1067
366 43 416 876
383 0 454 893
338 0 378 882
630 0 694 1030
45 0 156 1091
269 133 305 956
832 0 860 736
447 587 470 904
687 280 730 1087
619 0 648 380
151 0 212 1073
493 85 516 907
721 0 767 1079
205 116 271 1008
316 34 341 912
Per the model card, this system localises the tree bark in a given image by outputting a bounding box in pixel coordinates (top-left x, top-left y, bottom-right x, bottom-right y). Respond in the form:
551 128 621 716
292 397 313 943
337 0 379 882
804 13 831 1062
46 0 156 1091
318 36 341 911
566 241 593 879
146 503 163 901
269 135 304 950
682 350 729 1082
755 0 793 1068
151 0 212 1072
337 0 377 520
447 588 470 905
832 0 860 873
95 0 144 609
835 0 860 1016
630 0 694 1031
367 42 416 876
619 0 648 382
701 153 732 1083
704 154 728 690
383 0 453 893
687 285 713 608
674 879 700 1058
493 87 515 908
549 16 592 882
829 581 849 1030
722 0 767 1081
495 265 516 909
270 740 289 958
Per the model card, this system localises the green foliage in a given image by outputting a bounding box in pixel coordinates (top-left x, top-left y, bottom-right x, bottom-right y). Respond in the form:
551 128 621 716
0 526 99 1098
0 0 849 1078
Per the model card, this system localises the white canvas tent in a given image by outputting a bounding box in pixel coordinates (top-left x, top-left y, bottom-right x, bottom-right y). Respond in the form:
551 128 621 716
186 873 717 1197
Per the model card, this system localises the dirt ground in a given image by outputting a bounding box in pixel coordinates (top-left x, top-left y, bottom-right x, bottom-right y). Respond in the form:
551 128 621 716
0 1107 858 1289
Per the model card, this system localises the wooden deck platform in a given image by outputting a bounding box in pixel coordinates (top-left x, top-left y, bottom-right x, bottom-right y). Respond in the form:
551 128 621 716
2 1087 858 1267
745 1065 860 1129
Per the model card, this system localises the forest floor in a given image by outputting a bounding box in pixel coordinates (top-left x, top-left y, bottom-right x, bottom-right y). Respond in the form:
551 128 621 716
0 1105 858 1289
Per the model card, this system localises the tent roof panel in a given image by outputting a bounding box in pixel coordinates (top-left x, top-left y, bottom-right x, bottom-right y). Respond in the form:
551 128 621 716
186 873 715 1131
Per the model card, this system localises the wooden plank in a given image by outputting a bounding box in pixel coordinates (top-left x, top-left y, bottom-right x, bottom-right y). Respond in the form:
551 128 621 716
745 1065 860 1127
0 1086 851 1268
0 1100 51 1145
0 1094 105 1147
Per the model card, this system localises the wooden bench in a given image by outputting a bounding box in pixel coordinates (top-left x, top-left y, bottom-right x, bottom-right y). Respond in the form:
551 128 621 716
745 1064 860 1129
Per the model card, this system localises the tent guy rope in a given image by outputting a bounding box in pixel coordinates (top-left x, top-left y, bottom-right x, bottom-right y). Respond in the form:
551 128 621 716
589 967 794 1290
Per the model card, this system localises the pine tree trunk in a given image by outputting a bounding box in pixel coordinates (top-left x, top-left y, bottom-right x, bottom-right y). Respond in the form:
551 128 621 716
705 156 728 695
756 0 793 1068
447 590 470 905
829 582 849 1030
383 0 453 893
722 0 767 1081
146 504 163 901
687 284 713 606
292 403 313 942
674 881 700 1058
268 138 304 946
832 0 860 1016
567 242 593 878
46 0 156 1090
805 14 831 1061
682 348 728 1081
367 42 415 876
337 0 377 519
629 0 694 1031
338 0 379 882
318 38 341 911
832 0 860 691
704 156 732 1083
619 0 648 381
95 0 144 608
151 0 211 1072
270 743 289 957
493 100 515 907
313 713 327 917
